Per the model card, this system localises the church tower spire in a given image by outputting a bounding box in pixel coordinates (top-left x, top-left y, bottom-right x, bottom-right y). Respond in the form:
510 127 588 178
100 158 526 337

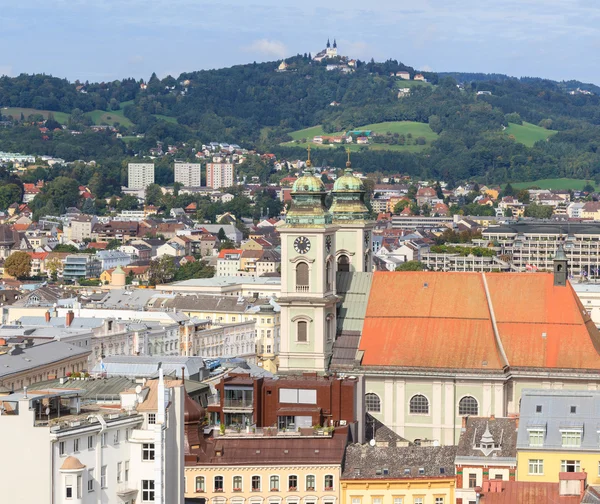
330 149 373 272
278 147 339 373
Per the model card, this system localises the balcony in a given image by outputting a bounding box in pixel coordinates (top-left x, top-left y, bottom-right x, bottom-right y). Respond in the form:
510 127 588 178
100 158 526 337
223 399 253 409
296 285 309 293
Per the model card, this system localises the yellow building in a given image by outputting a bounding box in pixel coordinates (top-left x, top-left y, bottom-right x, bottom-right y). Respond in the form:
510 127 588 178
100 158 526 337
184 427 347 504
516 389 600 485
341 444 456 504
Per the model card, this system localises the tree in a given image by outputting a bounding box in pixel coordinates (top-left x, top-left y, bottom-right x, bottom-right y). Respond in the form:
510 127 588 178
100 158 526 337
106 239 122 250
502 183 515 197
583 183 595 194
148 256 178 285
81 198 96 215
46 257 64 280
505 112 522 125
145 183 163 206
0 183 22 210
117 194 140 211
4 252 32 279
174 260 215 281
393 200 409 214
524 203 553 219
395 261 426 271
32 176 80 214
217 227 227 241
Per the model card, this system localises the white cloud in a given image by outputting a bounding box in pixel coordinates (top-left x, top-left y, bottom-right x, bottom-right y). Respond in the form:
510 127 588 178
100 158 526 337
243 39 287 58
420 64 433 72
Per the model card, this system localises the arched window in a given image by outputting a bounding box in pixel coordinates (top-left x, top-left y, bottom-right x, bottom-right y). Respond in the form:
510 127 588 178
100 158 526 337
409 395 429 415
270 475 280 491
252 475 261 491
195 476 205 493
306 474 316 491
297 321 308 342
459 396 479 416
288 475 298 491
324 474 334 490
338 254 350 272
326 259 332 291
214 476 224 491
365 393 381 413
233 476 243 491
296 262 309 292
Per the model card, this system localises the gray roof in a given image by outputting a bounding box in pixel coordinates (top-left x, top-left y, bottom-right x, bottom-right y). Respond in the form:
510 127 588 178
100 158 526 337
331 272 372 368
342 444 457 479
17 316 104 329
166 276 281 288
94 289 162 309
90 355 206 379
27 375 209 400
151 294 256 313
456 416 518 461
366 414 411 447
516 389 600 451
484 221 600 236
0 341 90 379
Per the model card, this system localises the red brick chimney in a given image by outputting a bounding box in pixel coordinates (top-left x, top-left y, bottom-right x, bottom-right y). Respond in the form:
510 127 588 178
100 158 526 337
45 310 51 323
65 310 74 327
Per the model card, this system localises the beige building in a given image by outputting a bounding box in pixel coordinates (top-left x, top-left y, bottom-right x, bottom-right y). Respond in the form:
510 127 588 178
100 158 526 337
128 162 155 189
175 161 202 187
206 162 234 189
66 216 94 242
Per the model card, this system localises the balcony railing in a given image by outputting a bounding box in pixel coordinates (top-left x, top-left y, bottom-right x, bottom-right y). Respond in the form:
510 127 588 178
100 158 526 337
223 399 253 408
296 285 309 293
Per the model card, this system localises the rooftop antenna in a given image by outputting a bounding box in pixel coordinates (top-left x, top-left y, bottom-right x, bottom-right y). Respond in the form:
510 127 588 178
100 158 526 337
306 145 312 168
346 148 352 169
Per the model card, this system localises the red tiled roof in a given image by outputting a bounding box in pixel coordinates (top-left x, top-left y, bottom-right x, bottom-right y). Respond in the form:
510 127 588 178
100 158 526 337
28 252 49 261
479 480 581 504
218 249 242 259
88 242 108 249
358 272 600 371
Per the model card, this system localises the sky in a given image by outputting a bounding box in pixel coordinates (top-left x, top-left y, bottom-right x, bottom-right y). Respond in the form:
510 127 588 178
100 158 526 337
2 0 600 84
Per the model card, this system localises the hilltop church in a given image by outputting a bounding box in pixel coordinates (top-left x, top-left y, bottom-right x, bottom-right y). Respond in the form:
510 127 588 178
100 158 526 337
278 150 600 445
313 38 338 62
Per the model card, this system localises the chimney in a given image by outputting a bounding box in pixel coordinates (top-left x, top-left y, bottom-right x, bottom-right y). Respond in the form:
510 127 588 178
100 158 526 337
489 414 495 420
65 310 74 327
45 310 51 323
181 366 186 385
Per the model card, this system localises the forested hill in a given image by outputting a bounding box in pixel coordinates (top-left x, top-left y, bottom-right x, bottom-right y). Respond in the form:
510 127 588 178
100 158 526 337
3 55 600 185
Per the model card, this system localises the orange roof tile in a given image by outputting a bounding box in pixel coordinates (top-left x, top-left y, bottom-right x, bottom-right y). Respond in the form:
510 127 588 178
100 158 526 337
358 271 600 371
218 249 242 259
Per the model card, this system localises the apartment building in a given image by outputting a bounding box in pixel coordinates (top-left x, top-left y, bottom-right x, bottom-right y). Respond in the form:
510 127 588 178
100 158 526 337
128 163 155 189
174 162 202 187
422 252 510 272
483 221 600 274
63 254 102 280
206 162 234 189
0 373 185 504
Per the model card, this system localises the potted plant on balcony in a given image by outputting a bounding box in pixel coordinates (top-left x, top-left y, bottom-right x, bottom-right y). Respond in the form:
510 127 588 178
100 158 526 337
271 488 279 492
215 488 223 493
289 487 297 492
307 487 315 491
219 423 226 436
233 488 242 492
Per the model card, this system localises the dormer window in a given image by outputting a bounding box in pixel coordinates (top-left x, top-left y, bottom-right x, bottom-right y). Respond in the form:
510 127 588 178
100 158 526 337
528 429 545 447
536 405 542 413
561 430 582 448
571 406 577 414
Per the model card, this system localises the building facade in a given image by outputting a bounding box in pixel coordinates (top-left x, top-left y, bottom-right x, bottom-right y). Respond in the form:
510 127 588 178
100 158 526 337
128 163 155 190
206 162 234 189
174 162 202 187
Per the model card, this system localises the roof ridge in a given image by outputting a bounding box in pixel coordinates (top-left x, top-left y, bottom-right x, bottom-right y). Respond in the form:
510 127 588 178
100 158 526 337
481 273 509 368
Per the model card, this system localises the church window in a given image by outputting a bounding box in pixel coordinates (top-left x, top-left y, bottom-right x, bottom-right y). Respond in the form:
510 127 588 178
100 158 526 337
458 396 479 416
409 395 429 415
326 259 333 291
338 255 350 273
296 262 309 292
297 321 308 342
365 393 381 413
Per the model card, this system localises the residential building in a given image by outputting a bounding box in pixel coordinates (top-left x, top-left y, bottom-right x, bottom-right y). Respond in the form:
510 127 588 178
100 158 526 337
217 249 243 276
455 416 518 504
341 444 457 504
206 372 360 432
0 340 90 392
516 389 600 485
206 162 234 189
422 252 510 272
174 161 202 187
482 221 600 275
66 215 95 242
95 250 132 271
391 215 454 229
0 373 185 504
185 423 348 504
128 163 155 189
63 254 101 280
416 187 437 206
581 202 600 220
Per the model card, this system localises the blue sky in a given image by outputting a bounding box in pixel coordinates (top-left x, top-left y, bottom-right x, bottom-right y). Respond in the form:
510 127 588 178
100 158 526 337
2 0 600 84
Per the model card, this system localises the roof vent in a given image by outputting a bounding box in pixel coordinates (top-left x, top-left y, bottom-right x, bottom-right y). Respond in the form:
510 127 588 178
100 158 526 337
256 450 260 454
423 282 428 288
284 449 289 454
542 332 547 339
404 468 410 475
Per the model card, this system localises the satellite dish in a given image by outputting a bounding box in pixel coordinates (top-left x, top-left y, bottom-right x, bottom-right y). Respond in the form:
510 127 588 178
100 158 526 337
369 439 376 447
135 385 142 394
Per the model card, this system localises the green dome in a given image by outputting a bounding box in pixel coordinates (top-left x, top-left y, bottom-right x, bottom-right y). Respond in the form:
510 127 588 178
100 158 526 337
333 168 365 192
292 168 325 193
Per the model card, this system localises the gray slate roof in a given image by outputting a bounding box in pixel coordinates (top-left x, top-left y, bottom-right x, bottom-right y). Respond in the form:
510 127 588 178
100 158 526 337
456 416 518 461
516 389 600 451
90 355 206 380
484 221 600 236
151 294 255 313
342 444 457 479
0 341 91 379
331 272 372 368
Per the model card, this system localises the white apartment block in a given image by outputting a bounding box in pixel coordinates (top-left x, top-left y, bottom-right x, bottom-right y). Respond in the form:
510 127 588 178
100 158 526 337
190 321 256 363
128 163 155 190
174 162 202 187
206 162 234 189
0 372 184 504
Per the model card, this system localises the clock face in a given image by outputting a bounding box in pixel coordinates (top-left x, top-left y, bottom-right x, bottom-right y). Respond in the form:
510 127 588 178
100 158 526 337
325 235 332 253
294 236 311 254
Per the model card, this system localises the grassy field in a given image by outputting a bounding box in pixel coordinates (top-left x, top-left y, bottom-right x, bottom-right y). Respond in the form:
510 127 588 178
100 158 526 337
154 114 177 124
86 108 134 127
1 107 71 123
394 80 433 89
504 121 557 147
284 121 438 152
505 178 595 190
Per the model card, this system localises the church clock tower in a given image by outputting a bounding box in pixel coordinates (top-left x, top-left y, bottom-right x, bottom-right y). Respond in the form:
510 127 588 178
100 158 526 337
278 150 339 373
330 151 374 272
